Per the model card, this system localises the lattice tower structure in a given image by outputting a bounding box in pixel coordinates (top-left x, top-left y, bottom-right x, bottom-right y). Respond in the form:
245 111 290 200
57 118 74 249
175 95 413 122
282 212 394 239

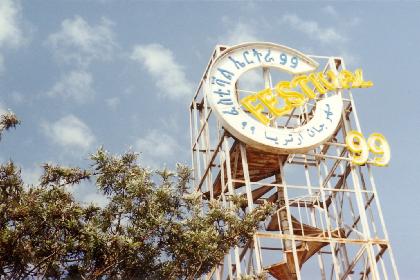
189 45 399 280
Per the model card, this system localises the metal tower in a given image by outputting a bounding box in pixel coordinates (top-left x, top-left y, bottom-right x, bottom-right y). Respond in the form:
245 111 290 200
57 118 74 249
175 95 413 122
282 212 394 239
189 43 399 279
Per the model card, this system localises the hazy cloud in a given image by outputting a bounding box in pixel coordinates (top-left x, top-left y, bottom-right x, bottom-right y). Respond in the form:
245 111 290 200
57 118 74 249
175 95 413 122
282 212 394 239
105 97 120 110
47 15 116 66
0 101 15 118
322 5 338 17
238 69 264 91
135 129 179 167
130 43 193 100
219 21 259 46
282 14 347 44
322 6 361 27
70 181 108 207
0 101 7 115
21 165 43 186
337 50 359 67
0 54 4 74
47 70 94 103
348 17 361 27
42 114 95 151
10 91 25 104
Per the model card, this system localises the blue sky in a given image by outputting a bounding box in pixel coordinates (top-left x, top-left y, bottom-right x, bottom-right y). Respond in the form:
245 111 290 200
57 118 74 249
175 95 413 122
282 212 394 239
0 1 419 278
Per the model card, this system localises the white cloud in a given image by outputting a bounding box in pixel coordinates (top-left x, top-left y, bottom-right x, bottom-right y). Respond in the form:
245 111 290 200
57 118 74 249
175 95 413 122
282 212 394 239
46 15 116 66
130 43 193 99
0 0 26 73
135 129 179 168
0 0 24 48
220 22 259 46
282 14 347 44
47 70 94 103
42 114 95 151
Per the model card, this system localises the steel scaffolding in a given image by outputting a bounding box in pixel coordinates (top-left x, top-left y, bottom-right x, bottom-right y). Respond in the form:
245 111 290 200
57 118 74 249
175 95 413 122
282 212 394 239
190 45 399 280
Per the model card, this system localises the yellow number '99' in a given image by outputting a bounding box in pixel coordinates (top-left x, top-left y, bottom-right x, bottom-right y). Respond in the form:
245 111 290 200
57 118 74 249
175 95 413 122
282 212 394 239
345 131 390 166
345 131 369 165
367 133 391 167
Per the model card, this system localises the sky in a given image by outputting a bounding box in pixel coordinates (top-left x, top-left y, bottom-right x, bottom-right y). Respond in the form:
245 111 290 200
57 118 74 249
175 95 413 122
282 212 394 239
0 0 419 278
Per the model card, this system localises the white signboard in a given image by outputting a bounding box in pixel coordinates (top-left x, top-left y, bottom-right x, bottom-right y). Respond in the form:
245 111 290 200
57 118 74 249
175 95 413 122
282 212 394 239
206 42 343 154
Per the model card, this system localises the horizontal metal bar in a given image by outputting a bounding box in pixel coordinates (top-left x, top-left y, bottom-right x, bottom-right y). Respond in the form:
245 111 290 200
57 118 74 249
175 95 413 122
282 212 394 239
255 232 388 246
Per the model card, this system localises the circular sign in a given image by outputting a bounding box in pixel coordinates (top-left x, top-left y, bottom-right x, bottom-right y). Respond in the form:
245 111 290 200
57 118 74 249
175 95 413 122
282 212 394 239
206 42 343 154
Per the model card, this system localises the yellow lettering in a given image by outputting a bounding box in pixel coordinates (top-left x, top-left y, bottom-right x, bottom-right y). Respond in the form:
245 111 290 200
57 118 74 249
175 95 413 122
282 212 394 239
316 71 338 91
308 73 328 94
256 88 285 117
352 69 373 88
292 75 317 99
239 68 373 126
275 81 305 116
275 81 306 108
339 70 355 89
240 94 270 125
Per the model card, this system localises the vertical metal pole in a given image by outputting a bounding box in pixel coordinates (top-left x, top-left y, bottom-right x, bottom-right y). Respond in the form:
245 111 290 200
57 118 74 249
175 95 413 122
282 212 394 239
304 161 327 280
278 158 302 280
223 137 242 276
367 166 400 280
193 101 201 188
189 104 196 186
239 143 262 273
315 157 342 279
202 91 214 199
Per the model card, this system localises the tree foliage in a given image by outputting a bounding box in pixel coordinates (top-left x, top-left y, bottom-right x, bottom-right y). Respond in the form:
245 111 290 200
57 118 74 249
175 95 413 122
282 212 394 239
0 113 273 279
0 111 20 140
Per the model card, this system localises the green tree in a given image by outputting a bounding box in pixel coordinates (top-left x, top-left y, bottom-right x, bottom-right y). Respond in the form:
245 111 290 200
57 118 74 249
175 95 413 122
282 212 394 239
0 113 273 279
